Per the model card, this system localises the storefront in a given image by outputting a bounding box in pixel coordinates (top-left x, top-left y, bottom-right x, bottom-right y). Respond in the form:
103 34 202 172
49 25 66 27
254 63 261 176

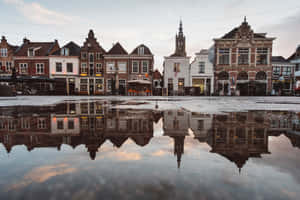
128 80 152 96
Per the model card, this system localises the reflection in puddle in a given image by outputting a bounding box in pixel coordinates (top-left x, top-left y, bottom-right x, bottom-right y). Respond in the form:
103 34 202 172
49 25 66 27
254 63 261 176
0 101 300 199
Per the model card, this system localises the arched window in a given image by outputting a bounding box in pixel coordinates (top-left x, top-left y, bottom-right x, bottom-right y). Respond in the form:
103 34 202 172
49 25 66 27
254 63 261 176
237 71 248 80
256 71 267 80
218 71 229 80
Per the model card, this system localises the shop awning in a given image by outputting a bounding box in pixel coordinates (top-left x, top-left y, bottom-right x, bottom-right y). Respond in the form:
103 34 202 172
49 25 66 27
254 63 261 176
128 80 152 85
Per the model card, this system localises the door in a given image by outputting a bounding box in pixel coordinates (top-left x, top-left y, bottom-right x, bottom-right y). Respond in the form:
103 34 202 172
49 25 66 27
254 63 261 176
68 78 75 95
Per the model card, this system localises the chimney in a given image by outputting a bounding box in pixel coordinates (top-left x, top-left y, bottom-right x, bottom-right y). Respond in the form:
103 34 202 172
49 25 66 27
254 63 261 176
23 38 30 44
1 36 7 43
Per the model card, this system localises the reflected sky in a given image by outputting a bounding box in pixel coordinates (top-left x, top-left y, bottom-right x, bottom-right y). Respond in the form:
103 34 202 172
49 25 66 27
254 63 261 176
0 102 300 200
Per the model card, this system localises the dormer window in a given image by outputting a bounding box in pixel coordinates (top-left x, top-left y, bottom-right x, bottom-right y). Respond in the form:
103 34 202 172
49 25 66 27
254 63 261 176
61 48 69 56
138 47 144 55
28 48 35 57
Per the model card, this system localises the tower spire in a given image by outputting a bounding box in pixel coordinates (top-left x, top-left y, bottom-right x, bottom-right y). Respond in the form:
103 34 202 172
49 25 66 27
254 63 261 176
179 19 183 34
244 16 247 23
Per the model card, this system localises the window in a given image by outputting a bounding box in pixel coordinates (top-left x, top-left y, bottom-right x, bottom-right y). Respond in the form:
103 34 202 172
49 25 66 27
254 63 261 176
21 118 30 129
96 53 102 60
81 63 87 73
36 63 44 74
138 47 144 55
6 62 12 72
81 52 87 59
119 80 126 88
68 120 74 129
218 48 230 65
198 62 205 73
106 62 115 73
118 62 127 73
174 63 180 73
61 48 69 56
282 67 291 76
80 79 88 92
296 64 300 72
142 61 148 73
89 64 94 76
132 61 139 73
256 48 268 65
0 48 8 57
56 62 62 72
57 120 64 129
238 48 249 65
197 120 204 130
37 118 46 129
273 66 280 75
89 53 94 62
96 63 102 74
28 48 34 57
19 63 28 74
95 79 104 91
0 120 5 130
67 63 73 73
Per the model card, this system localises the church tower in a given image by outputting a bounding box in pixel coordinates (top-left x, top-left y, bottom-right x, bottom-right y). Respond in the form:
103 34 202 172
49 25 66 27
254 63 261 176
172 20 186 57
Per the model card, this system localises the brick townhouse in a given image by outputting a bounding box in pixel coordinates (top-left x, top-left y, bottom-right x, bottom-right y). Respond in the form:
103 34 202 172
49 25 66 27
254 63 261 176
0 36 18 76
14 38 60 94
214 17 275 96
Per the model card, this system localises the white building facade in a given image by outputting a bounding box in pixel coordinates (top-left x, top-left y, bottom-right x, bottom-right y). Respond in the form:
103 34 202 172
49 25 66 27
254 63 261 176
49 42 80 95
190 49 214 95
163 21 190 95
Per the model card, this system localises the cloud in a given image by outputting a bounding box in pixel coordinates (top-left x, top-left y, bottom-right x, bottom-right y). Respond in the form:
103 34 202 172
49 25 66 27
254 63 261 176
3 0 72 25
7 164 77 191
261 10 300 57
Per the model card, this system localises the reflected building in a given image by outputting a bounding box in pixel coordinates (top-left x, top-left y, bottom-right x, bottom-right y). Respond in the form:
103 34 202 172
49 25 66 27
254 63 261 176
208 111 270 171
190 112 212 143
0 102 157 160
163 110 190 168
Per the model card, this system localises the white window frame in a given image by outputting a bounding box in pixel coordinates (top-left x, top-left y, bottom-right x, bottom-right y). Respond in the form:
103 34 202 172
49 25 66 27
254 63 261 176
138 47 144 55
56 62 62 73
142 61 149 73
0 48 8 57
106 62 116 73
19 63 28 74
96 63 102 74
132 61 139 73
81 63 87 73
28 48 35 57
117 62 127 73
36 63 44 74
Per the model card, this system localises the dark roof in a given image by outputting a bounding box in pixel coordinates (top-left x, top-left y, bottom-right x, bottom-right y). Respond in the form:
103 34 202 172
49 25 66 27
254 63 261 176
272 56 288 63
51 41 81 56
15 39 59 56
107 42 128 55
130 44 153 55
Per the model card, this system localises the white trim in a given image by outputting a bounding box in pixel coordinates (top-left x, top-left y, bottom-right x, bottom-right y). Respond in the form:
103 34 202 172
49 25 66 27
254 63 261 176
132 60 139 73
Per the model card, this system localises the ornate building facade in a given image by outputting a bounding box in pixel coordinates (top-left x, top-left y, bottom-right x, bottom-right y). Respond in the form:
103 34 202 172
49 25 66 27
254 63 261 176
79 30 106 95
214 18 275 96
0 36 18 77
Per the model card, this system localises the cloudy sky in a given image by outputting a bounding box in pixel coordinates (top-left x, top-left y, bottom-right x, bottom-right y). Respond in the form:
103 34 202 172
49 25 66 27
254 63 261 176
1 0 300 71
